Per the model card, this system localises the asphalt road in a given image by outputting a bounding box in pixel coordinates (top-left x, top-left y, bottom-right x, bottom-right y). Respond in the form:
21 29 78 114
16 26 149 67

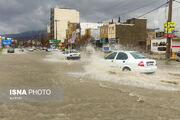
0 50 180 120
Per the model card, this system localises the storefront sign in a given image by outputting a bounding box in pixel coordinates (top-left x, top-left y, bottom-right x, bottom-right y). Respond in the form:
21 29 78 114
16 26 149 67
164 22 175 38
1 39 12 45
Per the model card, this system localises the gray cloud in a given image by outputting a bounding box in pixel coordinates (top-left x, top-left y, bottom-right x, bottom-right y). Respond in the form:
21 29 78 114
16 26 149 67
0 0 167 34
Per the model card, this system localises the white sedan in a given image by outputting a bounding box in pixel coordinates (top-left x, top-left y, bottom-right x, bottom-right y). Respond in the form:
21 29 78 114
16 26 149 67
28 48 34 52
105 51 157 73
64 50 81 60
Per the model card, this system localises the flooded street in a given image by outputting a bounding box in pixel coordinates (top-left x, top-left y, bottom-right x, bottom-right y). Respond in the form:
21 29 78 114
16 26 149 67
0 50 180 120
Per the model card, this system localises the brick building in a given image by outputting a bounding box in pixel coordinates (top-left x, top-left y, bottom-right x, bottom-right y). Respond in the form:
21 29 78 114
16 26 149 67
117 18 147 49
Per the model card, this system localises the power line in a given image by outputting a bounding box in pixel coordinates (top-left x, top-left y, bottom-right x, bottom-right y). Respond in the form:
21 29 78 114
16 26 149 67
112 0 162 18
174 0 180 3
98 0 165 23
137 2 168 18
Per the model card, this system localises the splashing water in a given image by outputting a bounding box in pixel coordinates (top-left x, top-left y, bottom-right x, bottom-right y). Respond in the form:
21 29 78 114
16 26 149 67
45 45 180 91
43 51 66 62
81 45 180 91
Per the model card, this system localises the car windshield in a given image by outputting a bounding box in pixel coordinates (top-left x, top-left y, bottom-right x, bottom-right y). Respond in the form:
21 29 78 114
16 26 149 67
130 52 147 59
70 50 78 53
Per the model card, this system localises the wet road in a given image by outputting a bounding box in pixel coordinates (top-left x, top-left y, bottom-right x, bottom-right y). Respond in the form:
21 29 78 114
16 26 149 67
0 50 180 120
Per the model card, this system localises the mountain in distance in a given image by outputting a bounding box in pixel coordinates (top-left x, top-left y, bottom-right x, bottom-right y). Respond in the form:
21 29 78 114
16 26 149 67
1 30 46 41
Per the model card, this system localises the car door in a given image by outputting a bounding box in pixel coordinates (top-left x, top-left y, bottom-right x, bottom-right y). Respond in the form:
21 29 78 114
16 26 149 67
105 52 117 67
114 52 128 69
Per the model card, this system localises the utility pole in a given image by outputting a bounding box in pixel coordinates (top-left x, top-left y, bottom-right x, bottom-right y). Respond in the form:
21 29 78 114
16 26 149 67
55 20 60 48
166 0 173 59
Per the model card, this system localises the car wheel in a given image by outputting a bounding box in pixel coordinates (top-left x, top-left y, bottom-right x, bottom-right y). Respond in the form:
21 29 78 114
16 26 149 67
67 57 70 60
122 67 131 72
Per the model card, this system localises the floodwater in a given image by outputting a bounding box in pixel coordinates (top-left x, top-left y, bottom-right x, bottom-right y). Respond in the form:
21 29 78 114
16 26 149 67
56 49 180 91
0 49 180 120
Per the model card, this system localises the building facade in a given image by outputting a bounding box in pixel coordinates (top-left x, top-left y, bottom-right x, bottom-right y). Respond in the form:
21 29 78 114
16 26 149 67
50 8 80 43
80 23 103 36
66 22 81 43
117 18 147 49
108 23 119 44
100 25 109 43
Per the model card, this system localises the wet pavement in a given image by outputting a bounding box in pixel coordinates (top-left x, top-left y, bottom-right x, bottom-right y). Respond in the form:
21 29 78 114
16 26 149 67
0 50 180 120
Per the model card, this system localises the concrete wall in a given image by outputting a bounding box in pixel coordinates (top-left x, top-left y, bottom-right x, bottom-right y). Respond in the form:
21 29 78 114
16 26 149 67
172 39 180 52
51 8 80 42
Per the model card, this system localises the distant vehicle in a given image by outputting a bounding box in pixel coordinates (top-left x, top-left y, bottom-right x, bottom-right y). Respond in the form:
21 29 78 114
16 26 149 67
43 47 47 50
64 50 81 60
7 47 14 53
105 51 157 73
53 48 59 51
46 48 53 52
28 48 34 52
19 48 24 52
32 46 36 50
177 51 180 57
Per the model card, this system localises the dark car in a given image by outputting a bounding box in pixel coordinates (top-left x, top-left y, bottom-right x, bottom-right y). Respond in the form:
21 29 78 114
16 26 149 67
177 51 180 57
7 47 14 53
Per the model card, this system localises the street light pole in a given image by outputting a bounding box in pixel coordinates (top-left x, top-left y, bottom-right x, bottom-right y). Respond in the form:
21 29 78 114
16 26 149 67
55 20 59 48
166 0 173 59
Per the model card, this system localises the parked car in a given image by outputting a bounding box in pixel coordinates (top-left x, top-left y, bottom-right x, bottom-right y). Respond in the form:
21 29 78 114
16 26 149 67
40 47 43 50
105 51 157 73
177 51 180 57
32 46 36 50
64 50 81 60
19 48 24 52
43 47 48 50
7 47 14 53
46 48 53 52
28 48 34 52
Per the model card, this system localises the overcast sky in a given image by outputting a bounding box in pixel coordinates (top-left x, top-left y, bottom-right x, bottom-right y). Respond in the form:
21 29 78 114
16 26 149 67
0 0 167 34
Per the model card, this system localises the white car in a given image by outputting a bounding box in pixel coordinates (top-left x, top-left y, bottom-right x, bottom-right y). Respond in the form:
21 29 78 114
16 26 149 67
32 46 36 50
105 51 157 73
46 48 54 52
19 48 24 52
64 50 81 60
28 48 34 52
43 47 48 50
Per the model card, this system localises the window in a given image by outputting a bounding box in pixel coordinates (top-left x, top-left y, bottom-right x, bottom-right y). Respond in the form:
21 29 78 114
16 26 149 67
70 50 78 53
102 29 104 34
105 52 117 60
112 27 114 33
130 52 147 59
158 47 166 51
116 52 128 60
